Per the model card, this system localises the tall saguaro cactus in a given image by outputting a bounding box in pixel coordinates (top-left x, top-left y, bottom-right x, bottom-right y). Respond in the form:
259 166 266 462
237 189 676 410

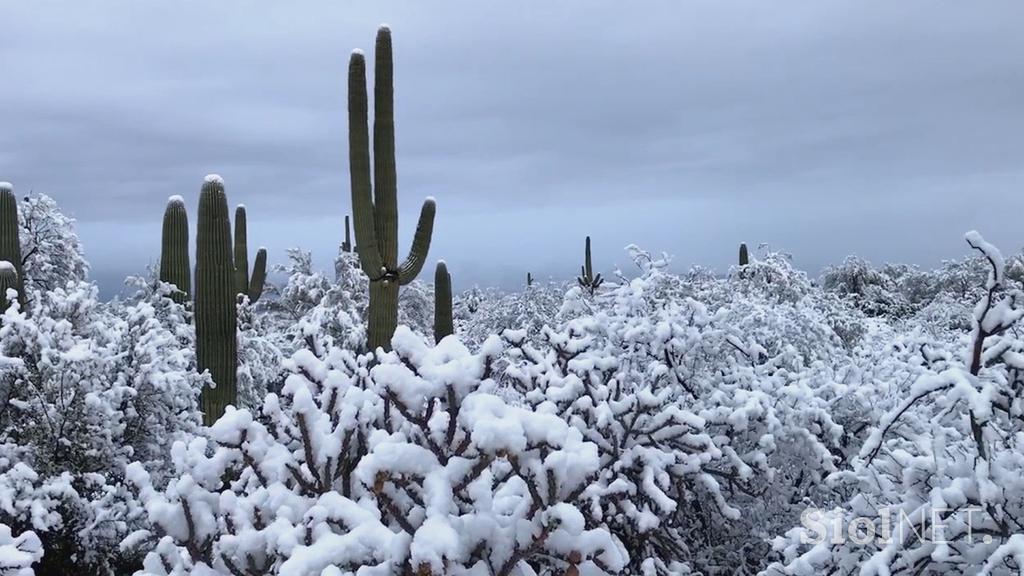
232 205 267 303
577 236 604 295
195 175 238 425
160 196 191 302
739 243 749 266
0 182 25 310
434 260 453 343
349 26 437 351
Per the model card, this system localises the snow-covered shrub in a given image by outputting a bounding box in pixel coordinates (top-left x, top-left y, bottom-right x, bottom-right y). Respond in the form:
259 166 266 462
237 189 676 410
0 276 202 573
0 523 43 576
457 282 567 350
264 248 366 355
821 256 913 319
766 231 1024 575
17 193 89 297
128 328 628 575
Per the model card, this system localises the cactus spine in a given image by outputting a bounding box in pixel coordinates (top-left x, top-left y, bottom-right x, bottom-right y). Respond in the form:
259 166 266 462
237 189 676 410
195 175 238 425
0 183 25 311
232 205 266 303
160 196 191 302
739 243 749 266
349 26 436 351
0 262 17 313
434 261 453 343
577 236 604 295
342 215 353 253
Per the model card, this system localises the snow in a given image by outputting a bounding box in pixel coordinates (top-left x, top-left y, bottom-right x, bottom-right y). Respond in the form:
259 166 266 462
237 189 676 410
203 173 223 185
4 194 1024 576
166 195 185 205
0 261 15 273
0 182 12 193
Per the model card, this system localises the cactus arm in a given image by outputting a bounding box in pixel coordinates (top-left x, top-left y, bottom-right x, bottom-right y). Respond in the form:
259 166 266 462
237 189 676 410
348 50 386 279
248 247 267 303
584 236 593 279
372 25 399 268
398 197 436 285
342 215 352 252
233 205 249 295
433 260 453 342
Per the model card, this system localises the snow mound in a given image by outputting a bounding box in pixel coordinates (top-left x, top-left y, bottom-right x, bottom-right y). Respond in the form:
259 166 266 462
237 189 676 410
0 182 11 193
203 174 224 185
166 195 185 205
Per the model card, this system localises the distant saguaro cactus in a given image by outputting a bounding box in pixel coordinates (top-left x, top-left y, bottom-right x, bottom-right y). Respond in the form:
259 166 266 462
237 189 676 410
739 243 749 266
195 175 238 425
434 260 453 343
160 196 191 302
342 215 353 253
0 182 25 310
527 272 533 287
577 236 603 295
349 26 436 351
0 261 18 313
233 205 267 303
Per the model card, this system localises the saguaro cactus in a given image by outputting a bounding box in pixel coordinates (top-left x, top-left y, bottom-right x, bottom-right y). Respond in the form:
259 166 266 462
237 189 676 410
527 272 533 287
739 243 749 266
160 196 191 302
342 215 353 253
434 260 453 343
0 262 17 313
232 205 267 303
349 26 436 351
577 236 604 295
195 175 238 425
0 182 25 310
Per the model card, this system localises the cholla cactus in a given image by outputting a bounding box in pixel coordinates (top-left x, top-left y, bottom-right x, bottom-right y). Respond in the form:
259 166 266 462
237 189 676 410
194 175 238 425
159 196 191 302
576 236 603 295
232 205 266 303
0 182 25 310
434 260 453 342
348 26 436 351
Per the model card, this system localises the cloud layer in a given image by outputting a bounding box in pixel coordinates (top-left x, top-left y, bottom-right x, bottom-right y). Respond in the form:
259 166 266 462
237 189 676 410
1 1 1022 295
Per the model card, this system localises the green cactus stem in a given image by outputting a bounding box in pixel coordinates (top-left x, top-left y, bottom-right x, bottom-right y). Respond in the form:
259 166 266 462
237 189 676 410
349 26 437 351
342 215 353 253
195 175 238 425
159 196 191 302
739 243 749 266
0 183 26 310
434 260 453 343
0 261 18 313
576 236 604 295
232 205 266 303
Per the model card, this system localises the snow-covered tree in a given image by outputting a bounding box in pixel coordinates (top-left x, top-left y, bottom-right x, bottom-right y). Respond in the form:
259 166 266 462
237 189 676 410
767 231 1024 575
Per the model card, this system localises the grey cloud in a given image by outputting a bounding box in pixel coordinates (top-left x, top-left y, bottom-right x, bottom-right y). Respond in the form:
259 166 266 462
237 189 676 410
1 1 1022 296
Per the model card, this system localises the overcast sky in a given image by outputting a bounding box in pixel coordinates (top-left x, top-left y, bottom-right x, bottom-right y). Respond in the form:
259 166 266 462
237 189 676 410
1 1 1022 297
